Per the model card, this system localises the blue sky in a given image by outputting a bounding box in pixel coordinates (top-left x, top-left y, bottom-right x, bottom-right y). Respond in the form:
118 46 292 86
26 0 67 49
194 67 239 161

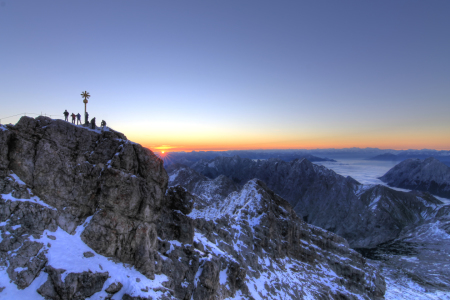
1 1 449 150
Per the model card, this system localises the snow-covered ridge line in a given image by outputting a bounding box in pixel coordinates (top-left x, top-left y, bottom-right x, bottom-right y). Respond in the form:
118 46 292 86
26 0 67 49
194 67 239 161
189 178 385 299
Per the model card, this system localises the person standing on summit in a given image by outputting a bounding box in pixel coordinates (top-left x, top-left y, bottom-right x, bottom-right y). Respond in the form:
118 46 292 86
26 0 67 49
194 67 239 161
71 113 76 124
91 117 96 129
63 110 69 122
76 113 81 125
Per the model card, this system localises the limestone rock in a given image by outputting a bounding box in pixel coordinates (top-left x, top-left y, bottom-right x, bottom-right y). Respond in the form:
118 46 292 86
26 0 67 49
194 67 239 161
0 125 12 177
82 251 94 258
6 241 47 289
37 266 108 300
105 281 123 294
81 210 158 279
194 259 220 300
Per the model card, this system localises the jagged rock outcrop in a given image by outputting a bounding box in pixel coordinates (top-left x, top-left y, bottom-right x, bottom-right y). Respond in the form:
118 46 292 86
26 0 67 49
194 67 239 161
1 116 167 280
167 163 239 205
380 157 450 198
189 179 386 299
0 117 387 299
0 125 12 178
37 266 109 300
183 156 442 248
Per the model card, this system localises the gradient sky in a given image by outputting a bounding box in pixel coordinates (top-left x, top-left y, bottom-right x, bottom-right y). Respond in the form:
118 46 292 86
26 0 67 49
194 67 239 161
1 1 449 151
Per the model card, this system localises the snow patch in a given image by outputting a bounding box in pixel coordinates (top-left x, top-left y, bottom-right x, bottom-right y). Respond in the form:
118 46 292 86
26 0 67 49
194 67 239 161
0 220 171 299
10 173 26 186
1 193 56 211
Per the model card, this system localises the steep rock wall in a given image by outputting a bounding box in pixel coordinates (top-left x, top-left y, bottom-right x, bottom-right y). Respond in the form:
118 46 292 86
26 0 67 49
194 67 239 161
1 116 167 279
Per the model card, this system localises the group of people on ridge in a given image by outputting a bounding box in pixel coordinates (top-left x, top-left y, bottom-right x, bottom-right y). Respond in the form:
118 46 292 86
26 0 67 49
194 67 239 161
63 110 107 130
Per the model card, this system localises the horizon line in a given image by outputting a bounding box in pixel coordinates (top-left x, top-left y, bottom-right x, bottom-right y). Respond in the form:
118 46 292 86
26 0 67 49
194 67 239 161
151 147 450 153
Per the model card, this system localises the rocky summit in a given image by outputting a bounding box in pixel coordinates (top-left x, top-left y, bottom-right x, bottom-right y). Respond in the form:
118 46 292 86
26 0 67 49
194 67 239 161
380 157 450 198
0 116 386 299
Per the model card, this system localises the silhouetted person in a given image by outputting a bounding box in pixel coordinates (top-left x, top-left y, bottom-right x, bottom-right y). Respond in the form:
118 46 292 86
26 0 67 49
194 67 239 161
76 113 81 125
101 120 106 132
71 113 76 124
85 112 89 125
91 117 96 129
63 110 69 122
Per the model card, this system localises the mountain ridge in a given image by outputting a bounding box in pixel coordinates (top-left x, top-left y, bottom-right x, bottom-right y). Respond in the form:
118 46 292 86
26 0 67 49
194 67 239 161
380 157 450 198
180 156 442 248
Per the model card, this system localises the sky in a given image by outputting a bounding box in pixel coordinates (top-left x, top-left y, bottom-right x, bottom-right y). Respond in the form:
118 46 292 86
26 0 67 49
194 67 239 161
1 1 449 152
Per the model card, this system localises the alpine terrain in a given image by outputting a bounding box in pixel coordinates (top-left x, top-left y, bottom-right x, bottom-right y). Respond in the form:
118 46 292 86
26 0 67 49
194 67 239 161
0 116 386 299
169 157 450 298
379 157 450 198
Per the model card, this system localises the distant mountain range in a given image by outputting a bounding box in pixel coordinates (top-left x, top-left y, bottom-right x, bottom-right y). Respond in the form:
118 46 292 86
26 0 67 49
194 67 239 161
164 148 450 166
367 152 450 166
164 150 335 166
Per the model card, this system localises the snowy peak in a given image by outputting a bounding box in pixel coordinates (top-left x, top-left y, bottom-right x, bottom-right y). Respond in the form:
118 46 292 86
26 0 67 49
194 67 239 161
192 179 293 223
189 178 386 299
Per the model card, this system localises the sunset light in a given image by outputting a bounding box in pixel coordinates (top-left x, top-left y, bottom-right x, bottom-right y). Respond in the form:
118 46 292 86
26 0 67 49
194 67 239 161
1 2 450 298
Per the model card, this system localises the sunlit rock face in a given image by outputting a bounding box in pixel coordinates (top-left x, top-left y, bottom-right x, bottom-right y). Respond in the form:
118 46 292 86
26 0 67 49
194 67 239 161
380 157 450 198
0 116 386 299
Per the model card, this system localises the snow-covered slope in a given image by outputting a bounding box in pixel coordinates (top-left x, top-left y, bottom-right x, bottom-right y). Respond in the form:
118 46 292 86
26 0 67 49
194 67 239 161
362 203 450 299
189 179 385 299
380 157 450 198
0 173 171 299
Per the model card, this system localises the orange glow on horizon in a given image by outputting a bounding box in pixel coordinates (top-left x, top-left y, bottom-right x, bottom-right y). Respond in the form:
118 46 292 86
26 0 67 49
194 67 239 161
143 143 450 153
129 129 450 153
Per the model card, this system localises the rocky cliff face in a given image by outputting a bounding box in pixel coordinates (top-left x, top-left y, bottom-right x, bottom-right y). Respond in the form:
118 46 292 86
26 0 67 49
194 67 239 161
184 156 442 248
1 116 167 280
0 117 386 299
379 157 450 198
